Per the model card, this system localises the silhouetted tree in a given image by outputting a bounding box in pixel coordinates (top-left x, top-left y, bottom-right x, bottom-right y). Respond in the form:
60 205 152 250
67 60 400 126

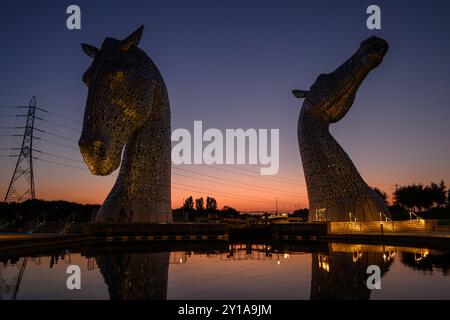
430 181 447 207
221 205 239 217
393 181 448 212
0 199 100 227
393 184 424 212
448 190 450 208
206 197 217 212
195 197 204 211
291 208 309 221
373 187 388 205
183 196 194 212
420 185 434 211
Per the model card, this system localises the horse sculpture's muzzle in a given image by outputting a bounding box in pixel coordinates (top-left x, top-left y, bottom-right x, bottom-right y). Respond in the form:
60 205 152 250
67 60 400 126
293 36 389 124
79 137 118 176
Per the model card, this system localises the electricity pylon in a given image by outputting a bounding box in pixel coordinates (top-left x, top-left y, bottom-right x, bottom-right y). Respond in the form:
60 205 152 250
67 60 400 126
4 97 38 202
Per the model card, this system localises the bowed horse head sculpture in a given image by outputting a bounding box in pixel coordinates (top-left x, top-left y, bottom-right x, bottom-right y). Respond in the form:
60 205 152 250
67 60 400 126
79 26 172 223
293 36 390 221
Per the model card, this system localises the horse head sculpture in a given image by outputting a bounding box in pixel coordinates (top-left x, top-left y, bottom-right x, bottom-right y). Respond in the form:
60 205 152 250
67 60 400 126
293 36 390 221
79 26 172 223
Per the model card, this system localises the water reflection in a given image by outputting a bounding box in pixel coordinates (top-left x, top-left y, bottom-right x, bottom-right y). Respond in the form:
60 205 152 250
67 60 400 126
96 253 170 300
311 250 391 300
1 242 449 300
401 249 450 276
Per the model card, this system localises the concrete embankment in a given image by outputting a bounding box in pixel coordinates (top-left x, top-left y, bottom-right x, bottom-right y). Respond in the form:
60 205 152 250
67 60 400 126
1 221 450 255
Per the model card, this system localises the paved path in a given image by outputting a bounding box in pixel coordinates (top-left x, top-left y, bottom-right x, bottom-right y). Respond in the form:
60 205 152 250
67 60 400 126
0 233 70 241
329 231 450 238
0 233 91 255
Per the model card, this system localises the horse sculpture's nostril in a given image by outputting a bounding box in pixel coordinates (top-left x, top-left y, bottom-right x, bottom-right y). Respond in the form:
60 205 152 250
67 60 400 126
95 142 107 159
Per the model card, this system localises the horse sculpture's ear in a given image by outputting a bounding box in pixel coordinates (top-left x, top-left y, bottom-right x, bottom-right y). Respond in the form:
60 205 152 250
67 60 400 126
81 43 99 58
121 25 144 51
292 90 309 99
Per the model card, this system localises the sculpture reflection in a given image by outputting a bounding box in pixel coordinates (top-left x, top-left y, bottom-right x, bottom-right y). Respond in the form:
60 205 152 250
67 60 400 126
96 252 170 300
310 245 393 300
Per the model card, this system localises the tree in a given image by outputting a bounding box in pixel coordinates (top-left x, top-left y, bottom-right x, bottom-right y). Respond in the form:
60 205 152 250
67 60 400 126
420 185 434 211
393 184 423 212
195 197 204 211
291 208 309 221
393 181 448 213
221 206 239 217
448 189 450 208
430 181 447 207
373 187 388 205
206 197 217 212
183 196 194 212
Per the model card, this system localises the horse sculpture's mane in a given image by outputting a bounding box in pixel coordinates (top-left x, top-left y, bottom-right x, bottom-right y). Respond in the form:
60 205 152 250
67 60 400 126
293 36 391 222
79 26 172 223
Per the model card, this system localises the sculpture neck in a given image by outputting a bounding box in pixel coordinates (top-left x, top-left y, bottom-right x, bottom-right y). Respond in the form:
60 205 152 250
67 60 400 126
298 104 370 214
113 96 171 222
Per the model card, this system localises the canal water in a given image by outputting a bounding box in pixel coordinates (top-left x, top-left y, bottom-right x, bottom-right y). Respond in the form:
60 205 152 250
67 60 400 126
0 242 449 300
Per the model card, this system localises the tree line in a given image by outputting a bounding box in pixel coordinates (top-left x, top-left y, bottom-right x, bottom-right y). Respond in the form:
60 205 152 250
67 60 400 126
373 181 450 220
174 196 239 217
392 181 448 212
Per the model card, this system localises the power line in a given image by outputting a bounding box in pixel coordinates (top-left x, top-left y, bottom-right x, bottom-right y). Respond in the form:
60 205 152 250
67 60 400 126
40 138 306 188
1 99 305 205
177 162 305 187
44 131 79 143
34 157 276 204
178 150 305 186
173 171 299 199
4 103 305 186
3 143 305 200
35 151 299 201
36 158 91 172
41 119 81 132
2 129 79 143
173 166 305 197
26 145 304 198
34 150 84 164
3 104 83 125
4 133 305 200
39 138 79 151
46 111 82 124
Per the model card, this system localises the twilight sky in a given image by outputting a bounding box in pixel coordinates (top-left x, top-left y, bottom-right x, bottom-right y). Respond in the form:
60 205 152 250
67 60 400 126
1 0 449 211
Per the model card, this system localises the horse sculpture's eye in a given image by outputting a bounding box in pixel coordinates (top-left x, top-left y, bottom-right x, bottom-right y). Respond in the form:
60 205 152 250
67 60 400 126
113 71 125 82
82 73 90 86
83 72 96 86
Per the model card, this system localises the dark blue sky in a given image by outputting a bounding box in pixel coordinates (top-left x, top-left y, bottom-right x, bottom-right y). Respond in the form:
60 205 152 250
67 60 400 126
1 0 449 208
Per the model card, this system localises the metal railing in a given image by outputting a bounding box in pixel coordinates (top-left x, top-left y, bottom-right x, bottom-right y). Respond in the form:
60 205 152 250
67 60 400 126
27 213 46 233
349 212 358 223
379 212 394 233
408 211 424 221
60 213 76 234
379 212 392 222
315 208 327 221
347 212 362 232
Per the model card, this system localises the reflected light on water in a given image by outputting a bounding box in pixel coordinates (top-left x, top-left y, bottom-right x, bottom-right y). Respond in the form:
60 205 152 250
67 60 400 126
0 242 449 300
